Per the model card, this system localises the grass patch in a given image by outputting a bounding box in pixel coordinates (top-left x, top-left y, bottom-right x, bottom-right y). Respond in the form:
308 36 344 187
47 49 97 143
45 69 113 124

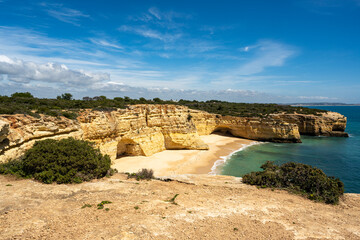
97 201 112 210
165 194 179 205
81 204 92 209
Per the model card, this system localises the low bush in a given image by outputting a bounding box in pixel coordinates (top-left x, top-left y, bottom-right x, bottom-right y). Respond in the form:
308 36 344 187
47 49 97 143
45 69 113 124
127 168 154 181
0 93 327 119
242 161 344 204
0 138 113 184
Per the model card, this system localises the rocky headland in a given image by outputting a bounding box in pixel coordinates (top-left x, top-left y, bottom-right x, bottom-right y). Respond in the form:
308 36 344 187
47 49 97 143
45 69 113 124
0 104 348 162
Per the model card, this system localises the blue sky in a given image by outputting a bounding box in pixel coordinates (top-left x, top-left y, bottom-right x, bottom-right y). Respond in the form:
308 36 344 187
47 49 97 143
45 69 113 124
0 0 359 103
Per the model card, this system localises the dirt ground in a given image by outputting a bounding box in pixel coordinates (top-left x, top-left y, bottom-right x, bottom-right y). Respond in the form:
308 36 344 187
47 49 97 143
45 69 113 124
1 174 359 240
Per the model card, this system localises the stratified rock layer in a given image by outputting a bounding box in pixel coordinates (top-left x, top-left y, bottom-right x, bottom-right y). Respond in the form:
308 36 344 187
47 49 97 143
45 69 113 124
271 111 349 137
77 105 209 159
0 115 82 162
190 109 301 143
0 104 348 162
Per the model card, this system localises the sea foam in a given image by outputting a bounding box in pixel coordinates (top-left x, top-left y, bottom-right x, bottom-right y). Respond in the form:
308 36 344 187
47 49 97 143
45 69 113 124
209 141 263 175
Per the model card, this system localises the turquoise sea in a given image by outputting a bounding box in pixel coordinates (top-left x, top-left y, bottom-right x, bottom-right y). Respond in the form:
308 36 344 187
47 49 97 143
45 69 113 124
219 106 360 193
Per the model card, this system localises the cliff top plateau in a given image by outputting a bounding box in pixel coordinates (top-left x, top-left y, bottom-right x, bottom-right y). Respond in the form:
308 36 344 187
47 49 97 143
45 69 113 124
1 173 359 240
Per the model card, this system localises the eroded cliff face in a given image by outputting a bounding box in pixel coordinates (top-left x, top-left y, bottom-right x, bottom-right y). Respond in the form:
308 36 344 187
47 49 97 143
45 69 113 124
271 111 348 137
77 105 209 160
0 115 82 162
190 110 301 143
0 104 348 163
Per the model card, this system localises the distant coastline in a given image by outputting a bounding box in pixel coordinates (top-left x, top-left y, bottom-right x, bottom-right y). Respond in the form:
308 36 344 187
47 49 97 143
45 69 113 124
290 103 360 106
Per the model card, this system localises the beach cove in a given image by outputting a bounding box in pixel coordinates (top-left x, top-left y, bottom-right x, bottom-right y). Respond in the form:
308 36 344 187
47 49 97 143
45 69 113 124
113 134 256 176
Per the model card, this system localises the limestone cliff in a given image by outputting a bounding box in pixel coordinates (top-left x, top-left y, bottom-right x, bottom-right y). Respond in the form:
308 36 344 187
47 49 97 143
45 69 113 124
189 109 301 143
77 105 209 160
271 111 349 137
0 104 348 162
0 115 82 162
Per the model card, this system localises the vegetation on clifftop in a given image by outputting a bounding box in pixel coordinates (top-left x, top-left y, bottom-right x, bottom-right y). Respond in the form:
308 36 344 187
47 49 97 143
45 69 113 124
0 138 115 184
0 92 327 119
242 161 344 204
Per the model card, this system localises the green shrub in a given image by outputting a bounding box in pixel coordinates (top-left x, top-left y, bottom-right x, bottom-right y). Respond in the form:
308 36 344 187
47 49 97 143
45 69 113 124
127 168 154 181
0 138 113 184
242 161 344 204
0 93 327 119
11 92 34 98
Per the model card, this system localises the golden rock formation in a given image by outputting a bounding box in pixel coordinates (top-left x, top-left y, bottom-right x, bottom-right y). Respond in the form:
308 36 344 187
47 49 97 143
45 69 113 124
0 104 348 162
271 111 348 137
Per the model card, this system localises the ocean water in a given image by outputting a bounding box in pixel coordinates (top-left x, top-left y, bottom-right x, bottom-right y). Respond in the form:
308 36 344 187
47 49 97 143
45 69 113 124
219 106 360 193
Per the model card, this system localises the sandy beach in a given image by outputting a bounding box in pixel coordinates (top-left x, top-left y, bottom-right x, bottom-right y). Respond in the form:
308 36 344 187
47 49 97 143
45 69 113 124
112 134 256 176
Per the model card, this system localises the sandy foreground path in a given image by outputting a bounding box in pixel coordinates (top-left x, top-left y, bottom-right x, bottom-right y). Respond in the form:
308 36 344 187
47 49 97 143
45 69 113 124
113 134 256 176
0 174 359 240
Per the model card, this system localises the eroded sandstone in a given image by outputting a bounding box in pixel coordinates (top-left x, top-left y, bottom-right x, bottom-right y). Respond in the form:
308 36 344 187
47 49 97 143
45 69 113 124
0 104 348 162
271 111 349 137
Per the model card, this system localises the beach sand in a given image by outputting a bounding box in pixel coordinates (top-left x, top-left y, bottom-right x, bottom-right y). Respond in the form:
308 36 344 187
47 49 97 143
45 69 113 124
112 134 256 177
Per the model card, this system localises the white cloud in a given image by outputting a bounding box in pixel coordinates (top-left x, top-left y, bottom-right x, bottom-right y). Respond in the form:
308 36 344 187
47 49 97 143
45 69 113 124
298 96 336 100
40 3 89 26
237 40 296 75
0 55 109 86
119 25 182 42
148 7 162 20
239 46 251 52
0 26 146 70
90 39 123 50
0 55 336 103
131 7 191 28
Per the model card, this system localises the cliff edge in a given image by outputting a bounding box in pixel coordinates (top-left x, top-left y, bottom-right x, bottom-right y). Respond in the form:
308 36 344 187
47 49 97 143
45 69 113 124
0 104 348 162
0 173 359 239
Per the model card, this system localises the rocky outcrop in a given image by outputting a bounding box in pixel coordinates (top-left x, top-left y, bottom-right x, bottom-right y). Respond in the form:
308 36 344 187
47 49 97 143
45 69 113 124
271 111 349 137
0 115 82 162
0 120 9 143
190 110 301 143
0 104 348 163
77 105 209 160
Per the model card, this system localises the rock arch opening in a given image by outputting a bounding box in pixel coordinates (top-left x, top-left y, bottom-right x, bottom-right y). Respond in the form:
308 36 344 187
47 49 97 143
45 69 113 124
116 140 143 158
211 127 235 137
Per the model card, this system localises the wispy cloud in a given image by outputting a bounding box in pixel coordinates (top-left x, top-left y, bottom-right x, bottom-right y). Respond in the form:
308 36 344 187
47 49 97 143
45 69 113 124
236 40 296 75
90 39 123 50
130 7 191 29
119 25 182 42
40 2 89 26
148 7 162 20
0 26 144 70
0 25 302 95
119 7 191 44
0 54 334 103
298 96 337 100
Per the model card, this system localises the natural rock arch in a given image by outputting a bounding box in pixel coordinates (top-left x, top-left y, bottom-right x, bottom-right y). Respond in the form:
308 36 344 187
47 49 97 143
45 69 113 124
211 126 235 137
